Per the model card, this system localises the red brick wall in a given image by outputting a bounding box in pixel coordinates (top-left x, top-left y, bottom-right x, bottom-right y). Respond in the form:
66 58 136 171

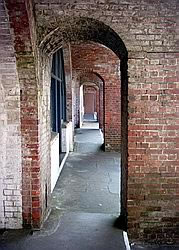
3 0 179 244
72 75 81 128
0 0 22 229
63 44 73 122
5 0 48 228
71 42 121 151
32 0 179 241
6 0 39 228
128 53 179 242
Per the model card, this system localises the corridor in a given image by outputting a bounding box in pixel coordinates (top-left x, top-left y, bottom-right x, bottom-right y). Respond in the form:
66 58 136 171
0 122 128 250
48 121 127 249
52 121 120 215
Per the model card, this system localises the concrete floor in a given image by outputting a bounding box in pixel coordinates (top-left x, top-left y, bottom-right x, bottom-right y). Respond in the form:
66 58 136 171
48 121 126 249
74 128 102 153
52 151 120 214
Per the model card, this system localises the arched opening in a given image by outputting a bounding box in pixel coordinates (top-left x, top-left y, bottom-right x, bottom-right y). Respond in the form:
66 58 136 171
78 71 104 130
28 16 128 229
83 85 99 122
3 0 178 244
69 41 122 152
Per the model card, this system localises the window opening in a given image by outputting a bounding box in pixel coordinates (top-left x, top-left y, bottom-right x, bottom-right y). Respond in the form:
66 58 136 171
50 48 67 153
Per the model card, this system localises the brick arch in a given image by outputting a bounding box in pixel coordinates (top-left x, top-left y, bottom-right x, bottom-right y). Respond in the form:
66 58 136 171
4 6 128 229
71 41 123 147
3 0 179 242
39 16 127 60
78 71 104 88
78 71 104 129
39 17 128 227
82 84 98 90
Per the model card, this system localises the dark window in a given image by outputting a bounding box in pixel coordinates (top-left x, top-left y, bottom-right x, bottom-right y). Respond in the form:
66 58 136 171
50 78 56 132
50 48 66 134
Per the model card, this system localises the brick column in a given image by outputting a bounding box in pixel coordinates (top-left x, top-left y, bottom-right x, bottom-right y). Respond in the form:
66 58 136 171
5 0 41 228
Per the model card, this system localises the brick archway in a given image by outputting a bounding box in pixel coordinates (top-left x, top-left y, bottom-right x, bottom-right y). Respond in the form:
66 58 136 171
4 5 128 229
39 17 127 59
3 0 179 243
39 17 128 229
78 71 103 129
78 71 104 88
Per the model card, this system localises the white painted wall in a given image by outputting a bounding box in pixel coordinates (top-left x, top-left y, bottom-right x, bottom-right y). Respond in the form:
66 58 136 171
79 85 84 128
50 134 60 192
62 121 73 152
51 122 73 192
68 122 74 152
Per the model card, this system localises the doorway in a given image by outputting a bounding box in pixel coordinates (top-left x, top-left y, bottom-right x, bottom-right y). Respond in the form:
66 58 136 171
84 92 96 119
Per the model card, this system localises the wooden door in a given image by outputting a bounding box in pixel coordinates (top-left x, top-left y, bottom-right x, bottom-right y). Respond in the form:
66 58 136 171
84 93 95 113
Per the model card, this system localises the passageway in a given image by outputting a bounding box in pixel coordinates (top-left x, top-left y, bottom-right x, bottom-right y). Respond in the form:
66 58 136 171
52 120 120 214
46 120 127 249
74 122 102 153
0 122 128 250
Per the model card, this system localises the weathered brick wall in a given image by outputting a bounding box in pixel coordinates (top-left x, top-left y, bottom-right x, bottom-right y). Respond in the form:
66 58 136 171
34 0 179 242
71 42 121 151
63 44 73 122
2 0 179 244
4 0 46 228
70 73 80 128
36 45 73 228
128 52 179 242
0 0 22 228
